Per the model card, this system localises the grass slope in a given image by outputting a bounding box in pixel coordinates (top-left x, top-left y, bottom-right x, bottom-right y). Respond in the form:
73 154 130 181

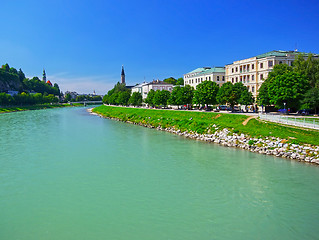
93 105 319 146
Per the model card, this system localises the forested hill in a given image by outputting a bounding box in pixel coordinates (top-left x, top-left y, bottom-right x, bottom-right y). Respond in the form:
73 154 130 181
0 63 60 96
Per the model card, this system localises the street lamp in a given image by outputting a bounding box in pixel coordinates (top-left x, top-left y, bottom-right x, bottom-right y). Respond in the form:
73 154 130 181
284 102 286 114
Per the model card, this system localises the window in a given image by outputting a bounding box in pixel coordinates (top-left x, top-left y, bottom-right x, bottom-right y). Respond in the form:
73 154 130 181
217 76 220 81
279 61 283 64
232 78 234 83
252 86 255 92
252 75 255 81
236 77 238 82
222 76 225 81
247 65 250 71
247 75 250 83
252 64 254 69
232 68 234 73
268 60 273 67
260 63 263 68
209 76 211 81
260 74 263 80
291 61 294 66
236 67 238 72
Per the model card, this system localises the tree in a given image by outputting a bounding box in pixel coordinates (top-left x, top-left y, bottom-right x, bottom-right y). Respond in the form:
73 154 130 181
163 77 177 85
300 88 319 113
193 80 219 106
233 82 254 105
1 63 10 72
267 71 310 110
153 90 171 106
117 91 131 105
176 77 184 85
144 89 155 106
18 68 25 82
294 54 319 88
169 85 194 106
216 82 237 107
257 80 271 106
129 92 143 106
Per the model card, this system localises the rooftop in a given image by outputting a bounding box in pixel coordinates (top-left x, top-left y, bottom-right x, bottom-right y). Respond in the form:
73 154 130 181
255 50 319 59
186 67 225 76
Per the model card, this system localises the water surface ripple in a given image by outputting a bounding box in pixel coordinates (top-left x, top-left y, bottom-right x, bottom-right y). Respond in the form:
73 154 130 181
0 107 319 240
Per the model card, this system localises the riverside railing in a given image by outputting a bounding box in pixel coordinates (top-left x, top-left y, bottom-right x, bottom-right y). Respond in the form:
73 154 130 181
259 113 319 130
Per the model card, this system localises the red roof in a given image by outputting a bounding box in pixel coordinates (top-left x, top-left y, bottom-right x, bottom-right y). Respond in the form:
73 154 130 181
46 80 52 86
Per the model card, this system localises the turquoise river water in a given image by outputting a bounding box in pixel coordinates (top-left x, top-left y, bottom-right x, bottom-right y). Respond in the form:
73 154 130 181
1 107 319 240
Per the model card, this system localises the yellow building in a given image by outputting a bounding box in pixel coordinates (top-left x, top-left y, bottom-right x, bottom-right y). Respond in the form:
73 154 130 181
225 50 317 98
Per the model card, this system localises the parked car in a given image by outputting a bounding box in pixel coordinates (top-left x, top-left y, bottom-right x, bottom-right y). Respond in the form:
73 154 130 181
231 106 241 112
217 105 232 111
297 109 314 116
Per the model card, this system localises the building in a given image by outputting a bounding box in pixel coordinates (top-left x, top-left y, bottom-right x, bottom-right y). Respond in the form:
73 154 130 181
225 50 318 98
183 67 225 89
121 65 125 84
131 80 174 99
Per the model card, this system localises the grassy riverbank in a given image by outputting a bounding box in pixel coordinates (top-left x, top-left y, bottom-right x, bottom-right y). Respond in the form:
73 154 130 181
93 105 319 146
0 103 91 113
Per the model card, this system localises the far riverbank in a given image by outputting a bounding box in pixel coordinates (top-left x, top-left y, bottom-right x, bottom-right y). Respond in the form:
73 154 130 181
92 105 319 165
0 102 101 114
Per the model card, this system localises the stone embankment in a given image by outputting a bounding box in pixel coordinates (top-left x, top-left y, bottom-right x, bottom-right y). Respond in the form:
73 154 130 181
89 109 319 165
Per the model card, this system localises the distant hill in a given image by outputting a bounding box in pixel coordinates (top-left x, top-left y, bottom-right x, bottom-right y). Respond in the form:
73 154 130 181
0 63 60 96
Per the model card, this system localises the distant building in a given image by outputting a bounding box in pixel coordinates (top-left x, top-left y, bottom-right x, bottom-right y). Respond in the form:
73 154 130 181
121 65 125 84
43 69 46 82
225 50 319 98
183 67 225 89
131 80 174 99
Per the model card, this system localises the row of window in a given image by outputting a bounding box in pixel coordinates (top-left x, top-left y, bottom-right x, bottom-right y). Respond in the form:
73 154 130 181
185 76 225 85
230 73 266 83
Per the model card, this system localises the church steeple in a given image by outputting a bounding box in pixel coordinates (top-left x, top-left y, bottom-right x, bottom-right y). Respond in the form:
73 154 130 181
121 65 125 84
43 69 46 82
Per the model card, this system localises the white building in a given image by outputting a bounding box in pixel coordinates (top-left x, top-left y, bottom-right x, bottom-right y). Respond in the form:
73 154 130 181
131 80 174 99
225 50 318 98
183 67 225 89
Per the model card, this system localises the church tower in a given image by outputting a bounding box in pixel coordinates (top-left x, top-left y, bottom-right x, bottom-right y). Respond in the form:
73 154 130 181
121 65 125 84
43 69 46 82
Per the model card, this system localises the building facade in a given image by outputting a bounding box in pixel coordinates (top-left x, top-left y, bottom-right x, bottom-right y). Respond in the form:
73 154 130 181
183 67 225 89
225 50 318 98
131 80 174 99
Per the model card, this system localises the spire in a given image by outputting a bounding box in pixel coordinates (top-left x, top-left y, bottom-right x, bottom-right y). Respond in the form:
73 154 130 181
121 65 125 84
43 69 46 82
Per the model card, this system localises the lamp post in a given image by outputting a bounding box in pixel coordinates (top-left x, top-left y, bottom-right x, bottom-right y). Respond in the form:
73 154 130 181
284 102 286 114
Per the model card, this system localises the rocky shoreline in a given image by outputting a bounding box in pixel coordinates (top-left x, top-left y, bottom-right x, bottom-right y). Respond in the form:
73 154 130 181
88 108 319 165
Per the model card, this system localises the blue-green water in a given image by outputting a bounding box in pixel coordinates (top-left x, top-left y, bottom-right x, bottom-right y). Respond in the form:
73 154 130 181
1 107 319 240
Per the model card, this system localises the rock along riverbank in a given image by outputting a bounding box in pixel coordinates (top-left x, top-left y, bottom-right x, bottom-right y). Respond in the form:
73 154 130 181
88 108 319 165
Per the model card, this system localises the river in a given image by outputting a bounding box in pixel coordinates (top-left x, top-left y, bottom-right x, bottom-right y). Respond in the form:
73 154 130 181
0 107 319 240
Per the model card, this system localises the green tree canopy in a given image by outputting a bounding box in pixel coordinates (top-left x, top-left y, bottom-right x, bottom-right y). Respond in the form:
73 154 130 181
169 85 194 106
176 78 184 85
163 77 177 85
129 92 143 106
267 71 310 110
233 82 254 105
153 90 171 106
193 81 219 106
144 89 156 106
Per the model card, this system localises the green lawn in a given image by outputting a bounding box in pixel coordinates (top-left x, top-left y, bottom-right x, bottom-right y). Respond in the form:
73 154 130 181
0 104 71 113
93 105 319 146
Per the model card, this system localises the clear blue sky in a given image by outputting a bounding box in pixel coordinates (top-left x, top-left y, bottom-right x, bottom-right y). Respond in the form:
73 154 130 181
1 0 319 94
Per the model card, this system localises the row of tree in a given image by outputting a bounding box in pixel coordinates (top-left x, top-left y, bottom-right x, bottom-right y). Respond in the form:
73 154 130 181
0 92 59 106
258 54 319 111
64 94 102 102
103 81 254 108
